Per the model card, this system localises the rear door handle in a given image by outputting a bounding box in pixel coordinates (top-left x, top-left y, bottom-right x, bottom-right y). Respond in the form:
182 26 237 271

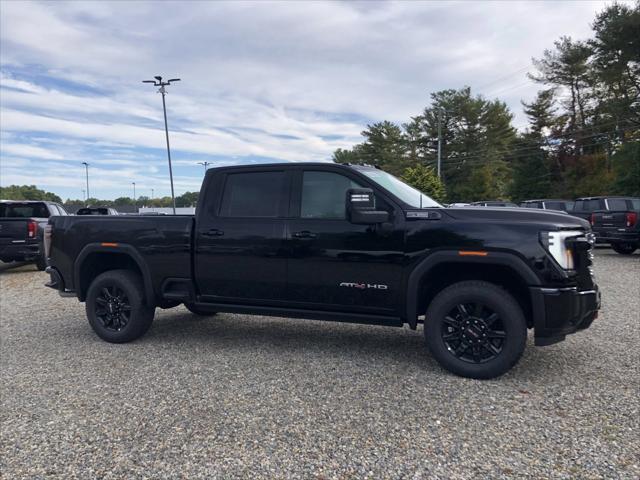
203 228 224 237
292 230 317 239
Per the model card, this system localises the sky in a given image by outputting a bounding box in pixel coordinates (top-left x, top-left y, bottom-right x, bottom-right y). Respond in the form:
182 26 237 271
0 0 617 201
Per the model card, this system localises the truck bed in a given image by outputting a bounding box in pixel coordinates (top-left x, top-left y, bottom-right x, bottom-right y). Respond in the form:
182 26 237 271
48 215 194 298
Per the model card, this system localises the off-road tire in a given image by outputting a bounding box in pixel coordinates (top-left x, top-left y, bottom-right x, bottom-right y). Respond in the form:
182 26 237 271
86 269 155 343
424 280 527 379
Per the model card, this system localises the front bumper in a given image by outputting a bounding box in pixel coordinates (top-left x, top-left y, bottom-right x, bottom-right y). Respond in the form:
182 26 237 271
0 243 40 261
530 285 600 346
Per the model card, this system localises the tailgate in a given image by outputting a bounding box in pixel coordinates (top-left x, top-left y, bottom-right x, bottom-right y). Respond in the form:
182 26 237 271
592 211 628 229
0 219 28 245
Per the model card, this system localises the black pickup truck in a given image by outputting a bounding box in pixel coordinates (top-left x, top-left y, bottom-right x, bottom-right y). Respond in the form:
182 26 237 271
45 163 600 379
590 197 640 254
1 200 67 270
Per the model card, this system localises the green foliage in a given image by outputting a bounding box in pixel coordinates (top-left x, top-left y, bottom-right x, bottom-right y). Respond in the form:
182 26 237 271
0 185 62 203
611 141 640 196
401 165 446 202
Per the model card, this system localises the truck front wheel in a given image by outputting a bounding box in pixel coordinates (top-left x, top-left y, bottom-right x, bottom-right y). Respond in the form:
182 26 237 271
424 281 527 379
86 270 155 343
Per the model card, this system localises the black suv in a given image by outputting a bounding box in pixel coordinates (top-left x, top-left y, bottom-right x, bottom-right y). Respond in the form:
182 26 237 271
45 163 600 379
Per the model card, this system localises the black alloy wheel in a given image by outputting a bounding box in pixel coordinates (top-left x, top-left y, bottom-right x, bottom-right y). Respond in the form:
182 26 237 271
86 269 155 343
441 303 506 364
94 285 132 332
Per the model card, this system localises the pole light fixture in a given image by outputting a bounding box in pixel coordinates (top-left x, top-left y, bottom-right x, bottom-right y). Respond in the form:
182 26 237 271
142 76 180 215
197 161 211 174
82 162 90 205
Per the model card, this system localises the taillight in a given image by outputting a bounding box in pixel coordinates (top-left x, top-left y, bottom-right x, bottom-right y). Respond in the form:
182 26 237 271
589 213 595 226
626 212 638 228
27 220 37 239
44 224 53 258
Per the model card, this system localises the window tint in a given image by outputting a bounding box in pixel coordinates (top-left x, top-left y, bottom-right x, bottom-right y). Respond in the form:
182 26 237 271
576 199 601 211
607 198 628 210
631 199 640 210
220 171 286 218
522 202 541 209
545 201 565 211
0 203 49 218
301 171 363 219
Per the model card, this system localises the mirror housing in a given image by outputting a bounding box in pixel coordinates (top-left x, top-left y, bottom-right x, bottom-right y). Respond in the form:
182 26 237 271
346 188 389 224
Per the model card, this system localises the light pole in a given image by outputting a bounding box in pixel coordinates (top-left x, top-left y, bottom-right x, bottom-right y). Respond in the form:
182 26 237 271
132 182 136 211
82 162 90 205
142 75 180 215
197 161 211 174
82 189 86 201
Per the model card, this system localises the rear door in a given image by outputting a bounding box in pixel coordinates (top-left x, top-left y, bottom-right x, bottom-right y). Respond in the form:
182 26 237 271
194 168 290 303
285 168 404 314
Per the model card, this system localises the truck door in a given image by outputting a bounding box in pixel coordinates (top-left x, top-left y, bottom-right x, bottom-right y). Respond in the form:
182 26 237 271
286 168 404 314
195 168 290 303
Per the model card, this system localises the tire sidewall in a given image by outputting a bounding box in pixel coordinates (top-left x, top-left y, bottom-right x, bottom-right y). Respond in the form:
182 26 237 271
86 270 154 343
425 282 527 379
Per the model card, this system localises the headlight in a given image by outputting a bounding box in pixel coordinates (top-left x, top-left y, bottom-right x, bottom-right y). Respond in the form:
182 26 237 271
539 230 583 270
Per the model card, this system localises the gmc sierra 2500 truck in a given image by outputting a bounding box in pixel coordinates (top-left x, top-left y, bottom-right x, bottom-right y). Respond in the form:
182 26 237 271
45 163 600 379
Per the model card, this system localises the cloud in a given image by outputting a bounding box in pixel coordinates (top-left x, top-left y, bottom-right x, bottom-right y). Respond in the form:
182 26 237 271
0 0 616 199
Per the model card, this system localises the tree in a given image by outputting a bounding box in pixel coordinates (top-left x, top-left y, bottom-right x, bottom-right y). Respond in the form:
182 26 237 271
0 185 62 203
611 141 640 196
401 165 446 202
176 191 199 207
333 121 408 175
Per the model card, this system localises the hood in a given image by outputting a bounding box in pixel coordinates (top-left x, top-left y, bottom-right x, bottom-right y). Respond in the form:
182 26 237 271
443 207 590 229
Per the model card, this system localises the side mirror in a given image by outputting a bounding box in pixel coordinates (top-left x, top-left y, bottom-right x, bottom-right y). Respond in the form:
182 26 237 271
346 188 389 224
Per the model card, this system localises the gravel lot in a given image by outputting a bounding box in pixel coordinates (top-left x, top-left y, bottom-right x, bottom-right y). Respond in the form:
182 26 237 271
1 250 639 479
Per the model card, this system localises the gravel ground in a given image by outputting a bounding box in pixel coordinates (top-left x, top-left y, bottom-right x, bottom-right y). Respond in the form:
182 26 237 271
1 250 639 479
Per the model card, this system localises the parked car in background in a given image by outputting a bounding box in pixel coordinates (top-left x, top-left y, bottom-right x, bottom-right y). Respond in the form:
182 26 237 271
590 197 640 255
469 201 518 207
520 199 574 212
76 207 119 216
571 196 635 222
0 200 67 269
447 203 471 207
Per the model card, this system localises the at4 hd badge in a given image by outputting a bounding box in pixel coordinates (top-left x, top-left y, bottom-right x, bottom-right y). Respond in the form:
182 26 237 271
339 282 388 290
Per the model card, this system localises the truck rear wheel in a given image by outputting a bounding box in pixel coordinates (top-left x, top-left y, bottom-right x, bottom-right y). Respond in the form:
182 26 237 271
424 280 527 379
86 270 155 343
611 242 637 255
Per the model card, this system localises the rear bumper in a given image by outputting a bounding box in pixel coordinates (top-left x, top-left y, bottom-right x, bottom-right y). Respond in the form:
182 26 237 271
592 228 639 244
530 285 600 346
0 243 40 261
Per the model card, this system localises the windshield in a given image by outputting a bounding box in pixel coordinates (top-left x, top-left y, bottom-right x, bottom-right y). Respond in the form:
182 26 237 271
357 169 442 208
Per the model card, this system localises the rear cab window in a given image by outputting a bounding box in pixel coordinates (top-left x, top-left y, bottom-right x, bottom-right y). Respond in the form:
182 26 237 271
606 198 629 211
219 171 287 218
0 203 50 218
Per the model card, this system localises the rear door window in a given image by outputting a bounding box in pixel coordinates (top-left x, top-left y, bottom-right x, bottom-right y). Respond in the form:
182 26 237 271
219 171 287 218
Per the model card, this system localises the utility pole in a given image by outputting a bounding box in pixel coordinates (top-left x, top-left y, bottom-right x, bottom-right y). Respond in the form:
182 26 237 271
132 182 136 211
197 161 211 174
151 188 154 199
82 189 86 201
142 76 180 215
436 109 442 179
82 162 90 205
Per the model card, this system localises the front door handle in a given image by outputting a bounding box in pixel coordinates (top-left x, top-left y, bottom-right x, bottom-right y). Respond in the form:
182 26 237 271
203 228 224 237
292 230 317 239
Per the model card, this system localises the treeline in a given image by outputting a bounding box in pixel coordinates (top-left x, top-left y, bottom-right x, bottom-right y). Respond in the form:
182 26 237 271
0 185 199 210
334 3 640 202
